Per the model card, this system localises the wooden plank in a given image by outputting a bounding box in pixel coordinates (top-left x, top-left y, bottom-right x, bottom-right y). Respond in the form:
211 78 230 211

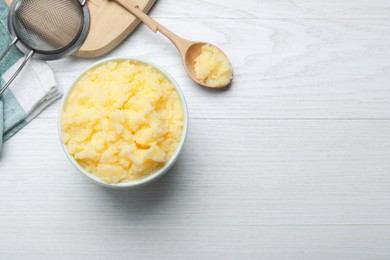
43 18 390 119
151 0 390 19
0 118 389 226
0 225 389 259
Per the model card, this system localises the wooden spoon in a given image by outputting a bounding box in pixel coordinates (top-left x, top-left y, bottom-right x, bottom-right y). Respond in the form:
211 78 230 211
113 0 233 89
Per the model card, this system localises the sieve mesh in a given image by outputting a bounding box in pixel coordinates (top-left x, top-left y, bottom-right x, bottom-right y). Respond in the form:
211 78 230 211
13 0 84 53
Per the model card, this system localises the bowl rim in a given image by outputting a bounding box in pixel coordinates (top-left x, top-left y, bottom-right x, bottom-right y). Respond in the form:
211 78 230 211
58 57 189 189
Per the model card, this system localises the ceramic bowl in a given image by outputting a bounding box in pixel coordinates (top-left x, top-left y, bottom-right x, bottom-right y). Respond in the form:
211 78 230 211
58 57 188 189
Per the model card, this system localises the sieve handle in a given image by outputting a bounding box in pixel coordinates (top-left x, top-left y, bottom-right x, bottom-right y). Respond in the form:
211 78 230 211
0 37 18 63
0 50 34 96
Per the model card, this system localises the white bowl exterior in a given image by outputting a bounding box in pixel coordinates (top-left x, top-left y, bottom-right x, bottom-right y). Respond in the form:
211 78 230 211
58 57 189 189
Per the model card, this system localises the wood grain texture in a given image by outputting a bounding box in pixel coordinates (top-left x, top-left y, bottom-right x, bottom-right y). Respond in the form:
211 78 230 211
1 0 390 259
0 226 389 259
149 0 390 19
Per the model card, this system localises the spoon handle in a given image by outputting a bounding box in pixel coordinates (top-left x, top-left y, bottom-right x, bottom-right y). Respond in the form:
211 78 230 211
113 0 192 55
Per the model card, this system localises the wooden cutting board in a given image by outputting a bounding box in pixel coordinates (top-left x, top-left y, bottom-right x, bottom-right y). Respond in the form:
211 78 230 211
5 0 156 58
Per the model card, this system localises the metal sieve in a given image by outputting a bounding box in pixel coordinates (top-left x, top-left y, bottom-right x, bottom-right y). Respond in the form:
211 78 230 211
0 0 90 96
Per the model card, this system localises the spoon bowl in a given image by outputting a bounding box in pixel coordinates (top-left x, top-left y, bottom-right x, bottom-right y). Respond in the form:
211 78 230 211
184 42 233 89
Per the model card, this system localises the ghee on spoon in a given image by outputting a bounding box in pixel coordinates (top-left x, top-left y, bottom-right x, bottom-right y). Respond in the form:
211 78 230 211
113 0 233 89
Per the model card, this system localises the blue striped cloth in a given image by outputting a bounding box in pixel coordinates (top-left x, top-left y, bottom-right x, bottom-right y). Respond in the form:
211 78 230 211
0 0 61 153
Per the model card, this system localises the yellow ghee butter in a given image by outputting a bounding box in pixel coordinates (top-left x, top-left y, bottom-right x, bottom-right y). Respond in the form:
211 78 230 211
194 44 233 87
61 60 184 184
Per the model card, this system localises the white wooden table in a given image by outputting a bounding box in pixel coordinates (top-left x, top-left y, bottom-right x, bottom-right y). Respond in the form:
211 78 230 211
1 0 390 259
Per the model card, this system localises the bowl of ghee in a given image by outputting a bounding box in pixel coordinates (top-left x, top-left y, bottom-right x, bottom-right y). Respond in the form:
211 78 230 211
58 58 188 188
